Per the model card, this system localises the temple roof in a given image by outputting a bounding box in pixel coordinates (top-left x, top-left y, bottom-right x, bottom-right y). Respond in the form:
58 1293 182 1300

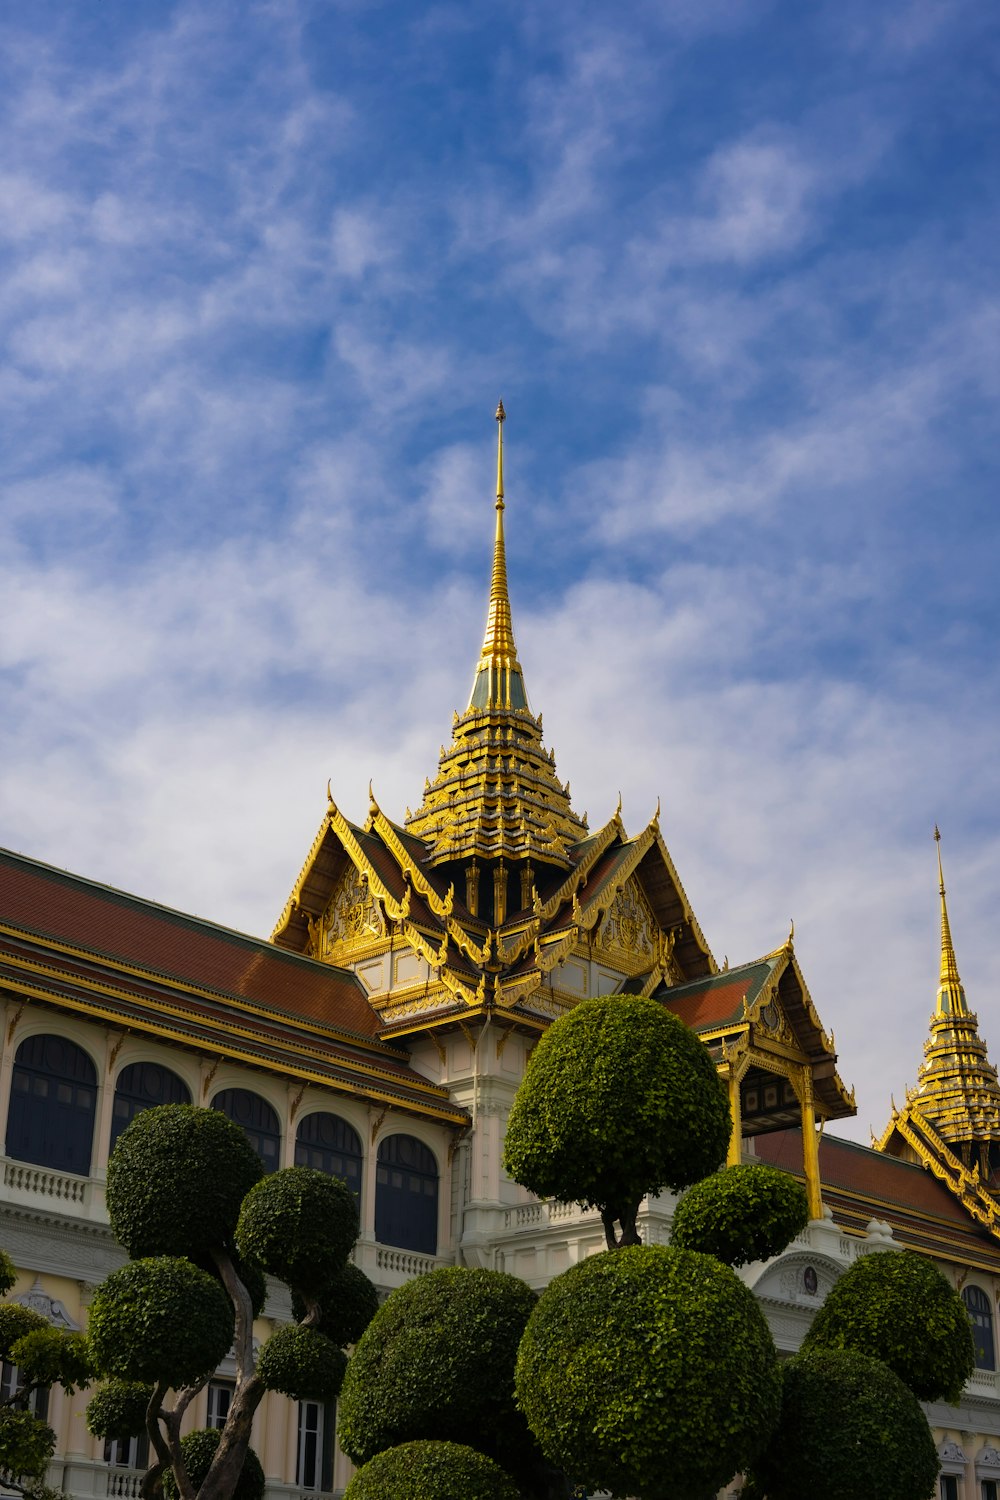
0 847 466 1125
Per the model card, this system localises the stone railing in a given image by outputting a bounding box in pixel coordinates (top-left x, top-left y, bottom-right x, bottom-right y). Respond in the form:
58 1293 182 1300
3 1160 90 1207
373 1246 438 1278
106 1469 143 1499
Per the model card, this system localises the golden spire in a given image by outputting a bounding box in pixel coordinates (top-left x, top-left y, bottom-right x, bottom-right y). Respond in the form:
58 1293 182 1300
468 401 527 713
935 826 968 1016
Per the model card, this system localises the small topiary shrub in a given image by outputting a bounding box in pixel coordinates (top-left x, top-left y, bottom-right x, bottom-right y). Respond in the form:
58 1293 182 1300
516 1244 780 1500
257 1325 347 1402
236 1168 358 1294
803 1248 974 1403
0 1303 47 1360
503 996 730 1246
343 1440 520 1500
338 1267 539 1483
11 1329 93 1392
107 1105 263 1259
86 1380 153 1441
162 1428 265 1500
671 1163 810 1266
291 1262 380 1346
0 1407 57 1478
750 1347 940 1500
0 1251 16 1297
88 1258 235 1388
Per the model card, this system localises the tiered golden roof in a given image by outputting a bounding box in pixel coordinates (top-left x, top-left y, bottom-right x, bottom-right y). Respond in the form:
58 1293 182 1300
912 829 1000 1146
404 401 588 870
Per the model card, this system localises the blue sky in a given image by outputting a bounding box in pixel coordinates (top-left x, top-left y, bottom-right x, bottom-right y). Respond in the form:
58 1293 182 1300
1 0 998 1143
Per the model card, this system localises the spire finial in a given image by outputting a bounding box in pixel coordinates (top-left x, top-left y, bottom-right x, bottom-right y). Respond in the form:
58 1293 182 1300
495 399 505 507
467 402 527 714
934 826 967 1016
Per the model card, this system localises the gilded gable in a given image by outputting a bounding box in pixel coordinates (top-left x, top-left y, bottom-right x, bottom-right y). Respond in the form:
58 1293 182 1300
320 864 386 960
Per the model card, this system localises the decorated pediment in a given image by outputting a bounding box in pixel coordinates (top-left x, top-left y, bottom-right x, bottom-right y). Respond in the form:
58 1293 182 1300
322 864 386 959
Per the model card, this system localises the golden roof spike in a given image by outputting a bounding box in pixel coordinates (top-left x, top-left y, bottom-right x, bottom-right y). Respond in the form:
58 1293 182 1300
934 826 967 1015
466 401 527 714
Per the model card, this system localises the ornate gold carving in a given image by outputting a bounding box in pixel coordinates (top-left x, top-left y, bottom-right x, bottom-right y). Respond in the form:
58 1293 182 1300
325 866 386 952
370 1104 389 1143
289 1083 307 1121
596 878 656 971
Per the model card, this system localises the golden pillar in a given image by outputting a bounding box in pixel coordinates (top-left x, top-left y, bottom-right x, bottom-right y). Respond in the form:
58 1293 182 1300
798 1065 823 1220
727 1064 743 1167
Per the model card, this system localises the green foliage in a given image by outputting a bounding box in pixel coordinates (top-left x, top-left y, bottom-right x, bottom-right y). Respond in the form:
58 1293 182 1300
235 1167 358 1294
516 1244 780 1500
343 1440 520 1500
85 1380 153 1441
671 1164 810 1267
291 1262 380 1347
0 1408 57 1479
161 1429 265 1500
0 1304 47 1360
257 1325 347 1402
88 1258 235 1388
750 1348 939 1500
803 1248 974 1403
195 1251 268 1320
338 1267 539 1483
0 1251 16 1297
10 1330 93 1394
106 1105 263 1260
502 997 730 1228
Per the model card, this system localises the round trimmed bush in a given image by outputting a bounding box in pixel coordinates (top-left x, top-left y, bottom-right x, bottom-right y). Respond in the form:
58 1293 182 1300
86 1380 153 1441
0 1407 57 1478
88 1258 235 1388
162 1428 264 1500
292 1262 380 1346
338 1268 538 1479
803 1248 974 1402
11 1328 93 1391
195 1250 268 1320
236 1168 358 1294
107 1105 263 1259
751 1347 939 1500
343 1441 520 1500
671 1163 810 1266
257 1325 347 1402
503 997 730 1231
516 1244 780 1500
0 1302 46 1359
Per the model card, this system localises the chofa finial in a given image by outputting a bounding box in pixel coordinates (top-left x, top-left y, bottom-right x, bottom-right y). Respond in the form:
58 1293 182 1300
495 399 506 504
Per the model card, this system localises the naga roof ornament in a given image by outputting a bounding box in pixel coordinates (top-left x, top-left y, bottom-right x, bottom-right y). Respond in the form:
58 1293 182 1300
404 403 588 869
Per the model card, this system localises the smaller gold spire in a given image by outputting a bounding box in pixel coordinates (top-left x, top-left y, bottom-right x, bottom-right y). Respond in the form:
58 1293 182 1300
934 826 967 1015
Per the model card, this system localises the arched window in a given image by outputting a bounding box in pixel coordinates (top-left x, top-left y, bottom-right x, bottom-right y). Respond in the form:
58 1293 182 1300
963 1285 995 1370
7 1035 97 1176
212 1089 280 1173
375 1134 438 1255
295 1113 362 1201
110 1062 191 1151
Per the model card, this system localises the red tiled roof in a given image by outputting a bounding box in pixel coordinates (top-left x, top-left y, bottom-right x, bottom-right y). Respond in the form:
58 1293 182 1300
0 848 381 1037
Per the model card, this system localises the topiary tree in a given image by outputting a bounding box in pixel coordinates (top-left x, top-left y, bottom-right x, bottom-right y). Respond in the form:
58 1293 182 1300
802 1246 974 1403
0 1250 94 1498
502 995 730 1247
86 1104 362 1500
515 1243 781 1500
291 1261 379 1347
338 1266 546 1492
671 1163 810 1267
343 1440 521 1500
161 1431 264 1500
747 1347 940 1500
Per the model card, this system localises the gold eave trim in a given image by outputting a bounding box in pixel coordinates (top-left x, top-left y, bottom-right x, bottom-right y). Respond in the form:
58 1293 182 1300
369 808 453 919
0 921 400 1059
0 974 466 1126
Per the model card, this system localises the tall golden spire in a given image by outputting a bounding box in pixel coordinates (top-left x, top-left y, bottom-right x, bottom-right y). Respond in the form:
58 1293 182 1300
468 400 528 713
405 402 588 871
935 826 967 1016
